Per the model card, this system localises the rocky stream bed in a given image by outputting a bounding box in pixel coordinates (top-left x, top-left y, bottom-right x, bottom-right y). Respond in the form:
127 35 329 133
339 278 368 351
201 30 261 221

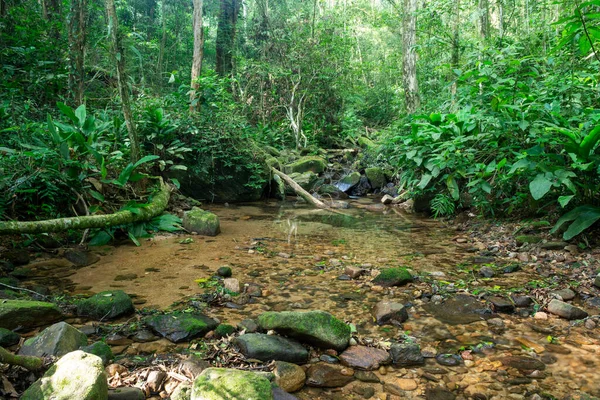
1 199 600 400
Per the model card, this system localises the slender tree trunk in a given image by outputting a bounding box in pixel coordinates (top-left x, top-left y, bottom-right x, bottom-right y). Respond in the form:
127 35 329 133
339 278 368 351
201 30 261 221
0 0 6 17
479 0 489 40
106 0 140 163
498 0 504 40
402 0 420 114
157 4 167 86
68 0 87 106
216 0 241 77
190 0 204 110
450 0 461 107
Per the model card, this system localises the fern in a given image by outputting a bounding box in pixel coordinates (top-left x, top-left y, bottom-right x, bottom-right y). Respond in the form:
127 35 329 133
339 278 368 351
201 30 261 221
431 194 455 218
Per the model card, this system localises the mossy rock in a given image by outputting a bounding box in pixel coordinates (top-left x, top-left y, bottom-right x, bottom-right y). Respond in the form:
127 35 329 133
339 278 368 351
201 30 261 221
144 312 218 343
357 136 376 149
257 310 351 351
515 235 543 245
284 156 327 175
336 172 361 193
372 267 413 287
81 341 113 366
214 324 236 338
285 171 319 195
365 167 387 189
317 184 349 200
0 299 62 330
76 290 134 320
0 327 20 347
233 333 309 363
19 321 88 358
182 207 220 236
21 350 108 400
191 368 274 400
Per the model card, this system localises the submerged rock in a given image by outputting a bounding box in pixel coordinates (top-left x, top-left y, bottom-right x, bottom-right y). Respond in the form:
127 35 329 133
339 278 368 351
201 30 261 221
234 333 308 363
547 299 588 320
372 267 413 287
145 312 218 342
487 296 515 313
77 290 135 320
390 343 424 366
365 167 386 189
0 299 63 330
305 362 354 388
373 301 409 325
0 249 30 266
65 249 100 267
273 361 306 393
284 156 327 175
500 356 546 372
257 310 351 351
191 368 273 400
422 294 491 325
19 322 87 358
339 345 390 370
21 351 108 400
182 207 220 236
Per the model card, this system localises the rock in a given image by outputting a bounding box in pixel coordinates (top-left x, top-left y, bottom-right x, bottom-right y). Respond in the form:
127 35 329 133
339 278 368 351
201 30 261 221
234 333 308 363
339 346 390 370
133 329 158 342
182 207 220 236
0 299 62 330
65 249 100 267
317 184 349 200
273 361 305 392
284 156 327 175
21 351 107 400
425 386 456 400
0 327 20 347
223 278 240 293
77 290 135 320
478 266 495 278
271 174 286 200
81 341 113 365
500 356 545 372
286 171 319 194
305 362 354 388
335 172 361 193
547 299 588 320
238 318 259 333
381 195 394 205
515 235 542 245
272 386 299 400
1 249 30 266
541 241 567 250
585 297 600 309
511 295 533 307
146 370 166 394
171 382 192 400
214 324 236 338
487 296 515 313
357 136 376 148
365 167 387 189
550 288 576 301
191 368 273 400
355 370 380 383
245 283 263 297
435 354 462 367
372 267 413 287
373 301 409 325
390 342 424 366
108 387 145 400
422 294 490 325
145 312 218 342
257 310 350 351
353 385 376 399
19 322 87 358
395 378 418 391
595 273 600 288
345 266 365 279
349 176 371 196
216 266 232 277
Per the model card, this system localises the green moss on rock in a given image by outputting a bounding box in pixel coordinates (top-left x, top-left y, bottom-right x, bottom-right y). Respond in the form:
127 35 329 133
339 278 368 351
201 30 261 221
515 235 542 245
144 312 218 343
182 207 220 236
284 156 327 174
76 290 134 320
214 324 236 338
81 341 113 366
191 368 273 400
0 328 20 347
372 267 413 287
19 321 88 358
257 310 350 351
0 300 62 330
365 167 387 189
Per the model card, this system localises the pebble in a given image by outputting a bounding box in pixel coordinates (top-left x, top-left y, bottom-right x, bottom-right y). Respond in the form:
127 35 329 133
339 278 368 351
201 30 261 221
395 378 418 391
533 312 548 320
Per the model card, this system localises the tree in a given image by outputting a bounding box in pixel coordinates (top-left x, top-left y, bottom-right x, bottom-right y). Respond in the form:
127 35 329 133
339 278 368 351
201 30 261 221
402 0 420 113
216 0 241 77
190 0 204 109
68 0 87 106
105 0 140 163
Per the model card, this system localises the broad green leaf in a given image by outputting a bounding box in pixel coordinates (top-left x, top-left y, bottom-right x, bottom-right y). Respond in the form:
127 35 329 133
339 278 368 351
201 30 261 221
127 231 141 246
563 208 600 240
57 102 78 123
171 178 181 189
133 154 160 169
446 176 460 201
529 174 552 200
558 195 574 208
579 125 600 158
89 230 113 246
418 174 432 190
75 105 86 127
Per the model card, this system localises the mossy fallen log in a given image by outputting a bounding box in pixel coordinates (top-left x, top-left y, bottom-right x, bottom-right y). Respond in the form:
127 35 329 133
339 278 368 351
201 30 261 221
271 167 328 209
0 180 171 235
0 346 43 371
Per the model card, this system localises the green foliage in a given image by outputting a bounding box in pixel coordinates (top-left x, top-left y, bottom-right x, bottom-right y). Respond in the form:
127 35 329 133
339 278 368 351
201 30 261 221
89 212 183 246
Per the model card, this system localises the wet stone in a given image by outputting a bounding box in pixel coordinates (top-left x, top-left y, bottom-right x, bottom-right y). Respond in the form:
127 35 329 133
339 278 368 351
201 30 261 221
354 370 380 383
65 250 100 267
319 354 339 363
114 274 138 281
373 301 408 326
339 345 391 370
238 318 259 333
435 354 462 367
585 297 600 309
425 386 456 400
133 330 158 343
353 385 376 399
478 266 495 278
144 312 218 343
1 249 30 266
487 296 515 313
423 294 491 325
0 328 20 347
550 288 576 301
500 356 546 372
234 333 308 363
217 266 232 277
390 342 424 366
540 354 557 365
19 322 88 358
502 264 521 274
305 362 354 388
544 344 571 354
273 361 305 393
547 299 588 320
372 267 413 287
511 295 533 308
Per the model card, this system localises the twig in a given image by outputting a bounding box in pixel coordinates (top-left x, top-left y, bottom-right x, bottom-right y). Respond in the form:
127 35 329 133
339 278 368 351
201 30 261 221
0 283 49 300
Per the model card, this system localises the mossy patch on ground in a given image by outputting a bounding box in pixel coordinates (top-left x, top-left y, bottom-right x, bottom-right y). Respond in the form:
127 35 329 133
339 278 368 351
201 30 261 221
372 267 413 287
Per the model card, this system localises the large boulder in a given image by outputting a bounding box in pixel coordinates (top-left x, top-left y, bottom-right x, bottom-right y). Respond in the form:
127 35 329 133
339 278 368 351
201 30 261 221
144 312 218 343
77 290 134 320
364 167 387 189
257 310 350 351
233 333 308 363
0 300 62 330
284 156 327 175
182 208 220 236
19 322 88 358
335 172 361 193
192 368 273 400
21 351 108 400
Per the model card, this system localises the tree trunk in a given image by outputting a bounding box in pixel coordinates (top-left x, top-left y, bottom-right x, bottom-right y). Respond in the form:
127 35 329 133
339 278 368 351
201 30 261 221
0 347 43 371
106 0 140 163
479 0 489 40
0 181 171 235
216 0 241 77
68 0 87 106
271 168 328 209
157 3 167 85
190 0 204 110
402 0 420 114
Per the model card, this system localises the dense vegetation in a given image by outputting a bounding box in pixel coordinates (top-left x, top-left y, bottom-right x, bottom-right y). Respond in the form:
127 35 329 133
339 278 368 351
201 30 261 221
1 0 600 240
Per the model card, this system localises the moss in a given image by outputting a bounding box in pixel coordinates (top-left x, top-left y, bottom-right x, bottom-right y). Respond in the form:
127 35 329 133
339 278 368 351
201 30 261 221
357 136 376 149
365 167 387 189
214 324 236 338
372 267 413 287
144 312 218 342
76 290 134 320
515 235 542 245
81 341 113 365
0 299 62 330
192 368 274 400
182 208 220 236
284 156 327 174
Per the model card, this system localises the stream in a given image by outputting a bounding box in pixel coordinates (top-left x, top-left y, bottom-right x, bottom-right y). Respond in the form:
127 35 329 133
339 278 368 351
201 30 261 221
21 198 600 399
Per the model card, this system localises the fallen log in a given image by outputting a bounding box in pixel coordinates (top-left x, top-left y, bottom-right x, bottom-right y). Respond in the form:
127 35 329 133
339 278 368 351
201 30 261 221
0 179 171 235
0 346 43 371
271 168 328 209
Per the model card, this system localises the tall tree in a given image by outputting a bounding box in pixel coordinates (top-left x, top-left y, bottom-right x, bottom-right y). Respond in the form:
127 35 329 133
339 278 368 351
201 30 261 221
216 0 241 77
402 0 420 113
68 0 87 106
106 0 140 162
190 0 204 109
479 0 489 39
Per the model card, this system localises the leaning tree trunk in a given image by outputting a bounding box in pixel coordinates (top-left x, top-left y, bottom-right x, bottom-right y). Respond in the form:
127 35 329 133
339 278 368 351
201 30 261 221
216 0 241 77
0 347 43 371
271 168 328 209
190 0 204 110
402 0 420 114
106 0 140 163
0 181 171 235
69 0 87 106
